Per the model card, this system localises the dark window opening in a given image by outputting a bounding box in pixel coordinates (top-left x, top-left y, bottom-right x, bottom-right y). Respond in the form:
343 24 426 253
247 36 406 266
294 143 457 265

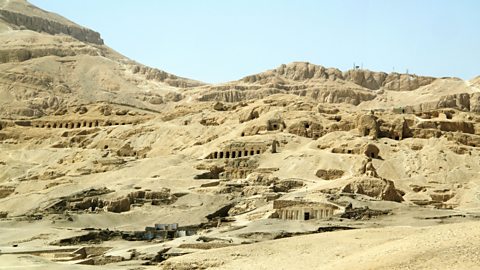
347 150 352 154
226 152 230 158
256 150 261 155
305 123 310 129
395 136 400 140
304 212 310 221
250 150 254 155
231 152 236 158
238 151 242 158
244 150 248 156
219 152 224 158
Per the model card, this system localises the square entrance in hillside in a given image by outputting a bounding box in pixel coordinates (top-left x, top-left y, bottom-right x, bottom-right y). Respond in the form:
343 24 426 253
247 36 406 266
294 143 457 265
304 212 310 220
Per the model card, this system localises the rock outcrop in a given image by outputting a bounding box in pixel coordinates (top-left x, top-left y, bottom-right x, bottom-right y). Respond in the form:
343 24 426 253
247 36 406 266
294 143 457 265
405 93 480 113
315 169 344 180
357 113 379 138
341 177 404 202
242 62 343 83
241 62 435 91
0 9 103 44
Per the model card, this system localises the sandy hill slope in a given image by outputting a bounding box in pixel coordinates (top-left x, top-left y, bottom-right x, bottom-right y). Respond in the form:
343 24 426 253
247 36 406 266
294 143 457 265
161 221 480 270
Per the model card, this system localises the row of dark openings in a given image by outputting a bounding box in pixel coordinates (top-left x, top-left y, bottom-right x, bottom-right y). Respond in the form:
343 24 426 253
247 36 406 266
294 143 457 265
211 149 262 159
34 122 132 129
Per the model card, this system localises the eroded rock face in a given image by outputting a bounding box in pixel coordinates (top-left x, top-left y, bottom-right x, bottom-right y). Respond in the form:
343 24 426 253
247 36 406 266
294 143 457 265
288 120 323 139
379 117 412 140
382 73 436 91
0 186 15 199
242 62 343 83
241 62 435 91
470 93 480 112
106 197 131 213
357 113 379 138
341 177 404 202
344 69 387 90
239 107 260 123
0 9 104 45
245 172 278 186
315 169 344 180
405 93 479 113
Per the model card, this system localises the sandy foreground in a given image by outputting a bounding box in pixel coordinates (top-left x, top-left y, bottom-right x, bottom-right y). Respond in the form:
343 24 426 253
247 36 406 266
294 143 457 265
5 221 476 269
159 221 480 270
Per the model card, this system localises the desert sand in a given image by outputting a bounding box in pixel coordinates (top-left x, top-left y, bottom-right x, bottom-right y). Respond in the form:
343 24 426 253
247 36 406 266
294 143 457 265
1 0 480 269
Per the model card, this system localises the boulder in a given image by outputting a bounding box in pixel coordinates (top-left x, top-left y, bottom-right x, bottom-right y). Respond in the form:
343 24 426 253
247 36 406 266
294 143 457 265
315 169 344 180
213 102 226 111
341 177 404 202
363 144 380 159
106 197 131 213
148 96 164 104
357 113 379 138
239 108 260 123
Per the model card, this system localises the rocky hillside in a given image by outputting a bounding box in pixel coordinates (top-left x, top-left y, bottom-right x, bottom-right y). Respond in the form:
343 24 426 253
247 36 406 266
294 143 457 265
242 62 436 91
187 62 470 108
1 1 480 270
0 0 203 118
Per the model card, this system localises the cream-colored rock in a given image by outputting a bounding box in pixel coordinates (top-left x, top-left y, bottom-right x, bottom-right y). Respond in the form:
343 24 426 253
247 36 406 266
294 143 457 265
1 2 480 270
341 177 404 202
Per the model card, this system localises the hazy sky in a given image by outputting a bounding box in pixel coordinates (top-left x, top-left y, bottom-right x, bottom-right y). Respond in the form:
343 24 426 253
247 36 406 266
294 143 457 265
30 0 480 83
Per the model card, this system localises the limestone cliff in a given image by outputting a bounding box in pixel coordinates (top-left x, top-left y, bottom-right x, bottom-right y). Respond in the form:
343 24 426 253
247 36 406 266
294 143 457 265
241 62 436 91
0 0 103 44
